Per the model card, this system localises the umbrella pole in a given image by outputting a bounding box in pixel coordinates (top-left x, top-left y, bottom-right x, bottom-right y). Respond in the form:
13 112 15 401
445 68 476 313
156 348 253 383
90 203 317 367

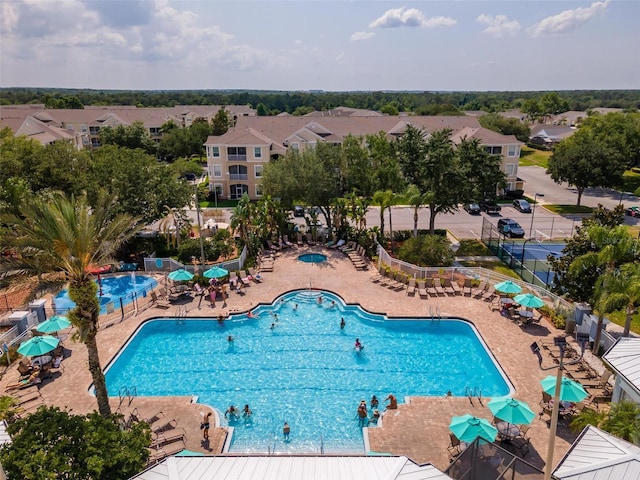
544 365 563 480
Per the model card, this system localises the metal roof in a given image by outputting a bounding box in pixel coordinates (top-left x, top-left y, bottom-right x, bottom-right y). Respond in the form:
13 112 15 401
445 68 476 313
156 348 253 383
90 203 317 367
553 425 640 480
603 337 640 395
131 455 453 480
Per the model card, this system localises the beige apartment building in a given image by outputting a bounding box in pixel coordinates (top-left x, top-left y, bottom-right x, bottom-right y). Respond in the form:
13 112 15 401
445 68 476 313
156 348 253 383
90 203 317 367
204 115 524 200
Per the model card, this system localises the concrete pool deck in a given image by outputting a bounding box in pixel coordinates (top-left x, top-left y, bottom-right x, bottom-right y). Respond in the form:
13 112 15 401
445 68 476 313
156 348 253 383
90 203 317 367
0 246 581 472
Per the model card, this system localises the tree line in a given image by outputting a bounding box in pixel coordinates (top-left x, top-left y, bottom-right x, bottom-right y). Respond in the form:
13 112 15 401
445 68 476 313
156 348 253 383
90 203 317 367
2 87 639 114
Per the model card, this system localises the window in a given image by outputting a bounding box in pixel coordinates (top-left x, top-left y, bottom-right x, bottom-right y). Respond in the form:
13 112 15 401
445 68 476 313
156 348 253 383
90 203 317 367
66 124 74 131
82 136 90 145
505 163 517 176
254 165 263 178
212 146 220 157
508 145 518 157
291 142 299 150
227 146 247 161
254 147 262 158
485 146 502 155
212 165 222 177
256 184 263 196
81 124 88 133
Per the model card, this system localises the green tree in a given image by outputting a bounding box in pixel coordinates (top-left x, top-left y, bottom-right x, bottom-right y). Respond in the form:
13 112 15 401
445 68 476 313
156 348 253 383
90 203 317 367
580 111 640 168
0 406 151 480
521 98 542 120
189 119 213 159
212 107 232 135
0 193 140 416
342 135 375 196
256 103 269 116
547 129 626 206
403 184 431 238
397 234 454 267
380 103 399 115
457 136 506 201
596 262 640 337
478 113 531 143
571 401 640 444
372 189 394 245
99 121 158 155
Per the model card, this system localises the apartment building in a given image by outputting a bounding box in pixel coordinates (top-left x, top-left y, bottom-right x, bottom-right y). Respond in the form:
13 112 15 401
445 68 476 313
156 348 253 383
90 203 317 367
204 116 524 200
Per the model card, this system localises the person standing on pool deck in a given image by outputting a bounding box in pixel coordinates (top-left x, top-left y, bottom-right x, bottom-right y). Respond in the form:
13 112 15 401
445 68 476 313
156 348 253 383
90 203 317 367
283 422 290 441
201 412 212 440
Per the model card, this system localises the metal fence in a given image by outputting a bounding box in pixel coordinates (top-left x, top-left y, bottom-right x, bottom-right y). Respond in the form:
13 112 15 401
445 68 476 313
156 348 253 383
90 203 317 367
142 246 247 275
376 242 576 322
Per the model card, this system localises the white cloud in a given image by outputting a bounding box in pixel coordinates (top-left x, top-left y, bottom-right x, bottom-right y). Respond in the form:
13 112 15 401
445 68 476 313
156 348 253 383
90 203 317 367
350 31 375 41
529 0 609 37
476 14 521 38
369 7 456 29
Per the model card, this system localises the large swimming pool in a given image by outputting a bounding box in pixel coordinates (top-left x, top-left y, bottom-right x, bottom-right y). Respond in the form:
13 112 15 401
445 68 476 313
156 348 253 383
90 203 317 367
104 290 511 453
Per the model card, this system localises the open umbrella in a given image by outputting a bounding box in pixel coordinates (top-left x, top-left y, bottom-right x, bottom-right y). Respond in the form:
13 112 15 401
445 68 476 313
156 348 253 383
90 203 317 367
488 397 536 425
168 269 194 282
513 293 545 309
17 335 60 357
541 375 588 403
494 280 522 294
36 316 71 334
449 414 498 443
203 266 229 279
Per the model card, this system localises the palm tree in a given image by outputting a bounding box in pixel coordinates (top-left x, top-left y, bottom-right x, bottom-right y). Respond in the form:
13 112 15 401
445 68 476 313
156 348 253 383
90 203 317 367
596 262 640 337
230 193 253 245
0 192 140 416
403 184 432 238
372 190 393 244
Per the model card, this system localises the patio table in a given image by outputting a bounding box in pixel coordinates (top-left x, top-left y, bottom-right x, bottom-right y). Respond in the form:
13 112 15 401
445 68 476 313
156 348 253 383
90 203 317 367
518 310 534 319
496 422 520 441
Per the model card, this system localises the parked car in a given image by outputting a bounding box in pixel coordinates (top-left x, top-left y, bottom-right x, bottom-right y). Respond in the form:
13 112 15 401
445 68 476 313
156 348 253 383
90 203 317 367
512 199 532 213
480 200 502 214
497 218 526 238
293 206 305 217
626 206 640 217
179 172 197 182
463 203 481 215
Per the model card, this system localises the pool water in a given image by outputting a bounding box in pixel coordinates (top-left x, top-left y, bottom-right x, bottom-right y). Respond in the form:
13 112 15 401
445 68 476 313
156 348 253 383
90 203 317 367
298 253 327 263
54 274 157 314
105 290 511 453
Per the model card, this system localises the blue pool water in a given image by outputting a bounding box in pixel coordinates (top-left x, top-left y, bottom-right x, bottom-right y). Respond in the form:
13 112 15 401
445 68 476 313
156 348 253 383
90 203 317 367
54 274 157 314
104 290 511 453
298 253 327 263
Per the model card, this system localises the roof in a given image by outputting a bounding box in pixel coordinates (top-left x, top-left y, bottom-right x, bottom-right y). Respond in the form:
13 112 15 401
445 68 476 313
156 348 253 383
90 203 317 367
131 455 453 480
451 127 523 146
0 421 11 446
553 425 640 480
603 337 640 396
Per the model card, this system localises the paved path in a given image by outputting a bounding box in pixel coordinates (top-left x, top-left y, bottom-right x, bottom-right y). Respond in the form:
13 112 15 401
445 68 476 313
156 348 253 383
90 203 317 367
1 247 584 472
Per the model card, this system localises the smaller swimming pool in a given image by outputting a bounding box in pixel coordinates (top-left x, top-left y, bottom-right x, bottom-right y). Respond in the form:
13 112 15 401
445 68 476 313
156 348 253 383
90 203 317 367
298 253 327 264
54 274 157 314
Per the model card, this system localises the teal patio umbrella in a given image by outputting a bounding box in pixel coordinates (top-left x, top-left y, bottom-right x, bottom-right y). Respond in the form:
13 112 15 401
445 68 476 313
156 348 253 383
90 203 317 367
541 375 588 403
494 280 523 294
203 266 229 279
449 414 498 443
36 316 71 334
168 269 194 282
17 335 59 357
513 293 545 309
488 397 536 425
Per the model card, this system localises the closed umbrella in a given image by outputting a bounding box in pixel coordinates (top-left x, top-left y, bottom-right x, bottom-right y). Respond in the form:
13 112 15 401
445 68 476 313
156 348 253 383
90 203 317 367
203 266 229 279
494 280 522 294
17 335 60 357
541 375 588 403
513 293 545 309
36 316 71 334
168 269 194 282
488 397 536 425
449 414 498 443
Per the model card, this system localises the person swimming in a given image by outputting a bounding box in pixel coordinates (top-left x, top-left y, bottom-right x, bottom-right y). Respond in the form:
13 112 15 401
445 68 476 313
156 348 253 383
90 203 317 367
225 405 240 420
340 318 346 329
242 404 252 418
354 338 363 351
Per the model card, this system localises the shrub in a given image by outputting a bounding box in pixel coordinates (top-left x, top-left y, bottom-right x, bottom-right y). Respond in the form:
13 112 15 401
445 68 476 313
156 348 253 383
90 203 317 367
397 234 454 267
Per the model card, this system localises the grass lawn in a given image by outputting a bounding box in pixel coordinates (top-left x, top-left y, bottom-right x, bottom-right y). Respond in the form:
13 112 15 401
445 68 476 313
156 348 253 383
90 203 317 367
602 310 640 336
544 204 594 215
458 260 520 279
622 170 640 195
455 240 492 256
200 199 238 208
519 146 552 168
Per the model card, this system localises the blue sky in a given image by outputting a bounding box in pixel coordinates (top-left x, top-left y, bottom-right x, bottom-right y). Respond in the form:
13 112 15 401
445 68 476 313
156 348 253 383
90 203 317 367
1 0 638 91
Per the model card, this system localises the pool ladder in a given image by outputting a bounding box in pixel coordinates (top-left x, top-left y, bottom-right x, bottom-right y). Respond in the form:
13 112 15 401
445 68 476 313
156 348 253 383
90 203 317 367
465 386 482 406
118 385 137 410
175 306 187 324
429 306 441 321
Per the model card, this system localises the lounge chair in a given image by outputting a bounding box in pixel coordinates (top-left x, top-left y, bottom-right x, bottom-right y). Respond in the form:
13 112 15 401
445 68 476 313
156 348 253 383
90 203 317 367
247 268 263 282
283 235 296 248
463 278 473 296
580 370 612 388
192 283 205 296
330 239 346 249
425 278 440 296
296 233 304 246
152 419 178 435
148 439 186 465
441 279 456 296
306 233 316 246
266 239 280 252
150 291 170 308
5 373 42 392
448 433 462 457
417 280 429 299
239 272 252 286
481 285 496 302
406 278 416 296
370 267 384 283
471 281 487 298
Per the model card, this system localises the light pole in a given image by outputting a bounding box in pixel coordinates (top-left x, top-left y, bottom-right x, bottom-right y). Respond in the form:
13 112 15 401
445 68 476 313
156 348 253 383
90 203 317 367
531 335 587 480
529 193 545 239
194 184 206 271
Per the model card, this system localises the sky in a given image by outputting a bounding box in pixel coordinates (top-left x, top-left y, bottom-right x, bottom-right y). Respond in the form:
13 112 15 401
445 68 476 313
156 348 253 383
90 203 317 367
1 0 638 92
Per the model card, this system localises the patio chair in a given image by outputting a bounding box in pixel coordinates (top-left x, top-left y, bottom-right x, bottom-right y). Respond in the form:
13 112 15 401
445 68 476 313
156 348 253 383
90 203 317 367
481 285 496 302
417 280 429 299
580 370 612 389
471 281 487 298
296 232 304 246
152 419 178 435
369 267 384 283
266 239 281 252
425 278 440 296
406 278 416 297
447 433 462 457
247 268 263 282
441 278 457 296
463 278 473 296
306 233 316 246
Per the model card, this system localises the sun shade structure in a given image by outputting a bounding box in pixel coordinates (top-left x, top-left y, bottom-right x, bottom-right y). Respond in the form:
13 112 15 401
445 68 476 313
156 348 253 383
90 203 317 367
17 335 60 357
541 375 588 403
449 414 498 443
203 266 229 279
487 397 536 425
513 293 545 309
36 316 71 334
494 280 523 294
167 269 194 282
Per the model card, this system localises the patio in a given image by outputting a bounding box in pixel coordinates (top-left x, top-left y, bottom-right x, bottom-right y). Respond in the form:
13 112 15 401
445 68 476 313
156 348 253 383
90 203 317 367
0 246 583 472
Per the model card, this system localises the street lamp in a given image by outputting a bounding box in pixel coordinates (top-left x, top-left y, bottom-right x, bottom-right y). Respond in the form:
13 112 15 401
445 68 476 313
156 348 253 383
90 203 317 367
194 184 206 271
529 193 545 238
531 334 588 480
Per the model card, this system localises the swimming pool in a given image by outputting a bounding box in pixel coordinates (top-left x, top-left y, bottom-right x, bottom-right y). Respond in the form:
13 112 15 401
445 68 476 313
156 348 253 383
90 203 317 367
104 290 511 453
54 274 158 314
298 253 327 264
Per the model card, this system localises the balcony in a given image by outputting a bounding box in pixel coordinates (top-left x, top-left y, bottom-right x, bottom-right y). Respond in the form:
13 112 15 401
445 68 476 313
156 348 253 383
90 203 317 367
228 154 247 161
228 174 249 181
